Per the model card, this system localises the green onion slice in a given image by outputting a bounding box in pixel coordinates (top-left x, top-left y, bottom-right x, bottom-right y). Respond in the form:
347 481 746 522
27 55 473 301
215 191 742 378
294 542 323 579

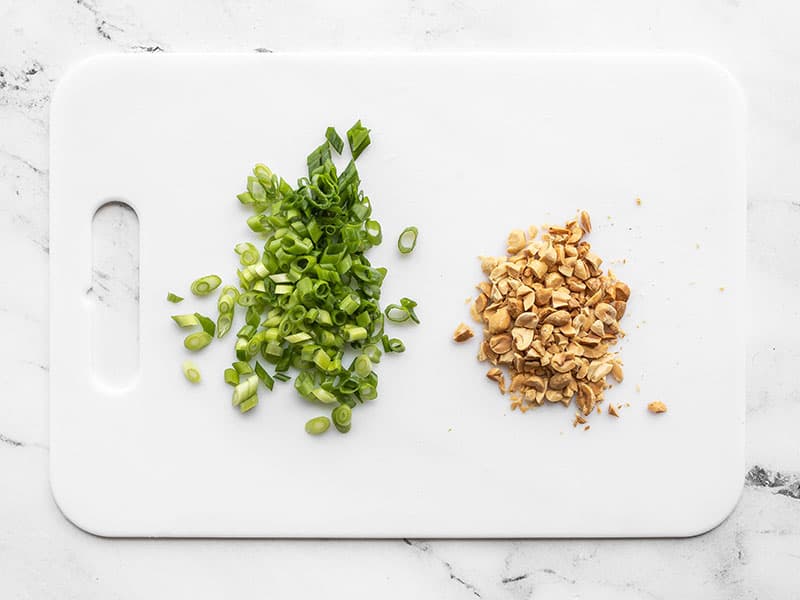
190 274 222 296
397 226 418 254
239 395 259 413
305 416 331 435
233 361 253 375
326 126 344 154
224 368 239 386
332 404 352 433
194 312 216 337
254 361 275 391
217 313 233 338
182 360 201 383
172 314 200 328
232 374 259 406
184 331 213 351
235 242 260 266
384 304 410 323
347 120 371 161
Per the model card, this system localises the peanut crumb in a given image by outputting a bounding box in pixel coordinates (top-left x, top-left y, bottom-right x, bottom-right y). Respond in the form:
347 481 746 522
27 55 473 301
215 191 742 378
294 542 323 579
608 403 619 417
573 412 587 427
583 425 591 431
625 402 630 408
452 322 475 343
719 287 725 292
596 405 602 414
648 401 667 414
635 198 642 206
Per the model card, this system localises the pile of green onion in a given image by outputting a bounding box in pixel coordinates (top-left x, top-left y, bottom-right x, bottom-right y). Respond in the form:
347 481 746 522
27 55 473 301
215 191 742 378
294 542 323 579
169 121 418 435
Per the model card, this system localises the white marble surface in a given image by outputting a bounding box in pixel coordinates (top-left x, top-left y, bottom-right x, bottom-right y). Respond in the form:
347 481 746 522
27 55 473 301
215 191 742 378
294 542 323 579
1 0 799 597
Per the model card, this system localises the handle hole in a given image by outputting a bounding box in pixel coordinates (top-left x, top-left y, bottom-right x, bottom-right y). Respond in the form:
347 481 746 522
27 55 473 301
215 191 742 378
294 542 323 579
90 201 140 388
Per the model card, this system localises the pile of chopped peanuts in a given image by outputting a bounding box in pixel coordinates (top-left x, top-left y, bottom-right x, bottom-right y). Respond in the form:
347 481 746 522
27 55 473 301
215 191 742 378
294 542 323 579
456 211 633 421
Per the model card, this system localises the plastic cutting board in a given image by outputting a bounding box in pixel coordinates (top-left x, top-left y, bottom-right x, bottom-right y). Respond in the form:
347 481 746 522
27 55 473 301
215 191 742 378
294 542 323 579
50 53 746 537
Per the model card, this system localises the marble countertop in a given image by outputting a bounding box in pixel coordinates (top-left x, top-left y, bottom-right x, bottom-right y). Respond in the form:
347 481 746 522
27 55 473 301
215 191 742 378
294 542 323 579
2 0 799 597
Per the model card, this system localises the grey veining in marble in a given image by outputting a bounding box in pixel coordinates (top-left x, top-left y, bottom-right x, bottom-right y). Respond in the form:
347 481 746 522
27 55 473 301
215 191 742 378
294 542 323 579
2 0 800 598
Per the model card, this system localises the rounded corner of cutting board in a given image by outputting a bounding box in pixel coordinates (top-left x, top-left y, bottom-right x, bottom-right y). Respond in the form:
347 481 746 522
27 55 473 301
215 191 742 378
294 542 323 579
677 53 747 113
51 54 126 121
50 467 115 538
675 465 745 538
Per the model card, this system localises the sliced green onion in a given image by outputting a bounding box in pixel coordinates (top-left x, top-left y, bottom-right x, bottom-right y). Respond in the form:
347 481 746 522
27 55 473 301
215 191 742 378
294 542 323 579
217 313 233 338
359 381 378 401
182 360 201 383
172 314 200 328
312 387 338 404
305 416 330 435
363 344 382 364
387 337 405 353
397 226 419 254
224 368 239 386
365 220 382 245
170 122 414 433
236 338 252 360
353 355 372 378
233 361 253 375
400 297 420 324
339 294 361 315
332 404 352 433
285 331 312 344
235 242 260 266
184 331 212 351
254 361 275 391
167 292 184 303
232 375 259 406
347 120 371 160
194 312 216 337
384 304 410 323
190 274 222 296
239 395 258 413
344 326 368 342
326 126 344 154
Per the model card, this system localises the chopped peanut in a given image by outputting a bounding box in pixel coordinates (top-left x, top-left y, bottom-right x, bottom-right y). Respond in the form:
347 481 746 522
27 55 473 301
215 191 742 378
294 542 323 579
468 212 630 424
452 322 474 343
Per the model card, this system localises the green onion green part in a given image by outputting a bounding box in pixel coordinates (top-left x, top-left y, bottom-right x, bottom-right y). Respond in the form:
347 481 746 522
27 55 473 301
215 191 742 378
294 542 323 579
239 395 258 413
397 226 419 254
235 242 260 266
232 375 258 406
332 404 352 433
233 361 253 375
346 120 371 161
305 416 331 435
224 368 239 386
254 361 275 391
184 331 213 351
167 292 184 303
190 274 222 296
172 314 200 328
182 360 201 383
194 312 216 337
326 126 344 154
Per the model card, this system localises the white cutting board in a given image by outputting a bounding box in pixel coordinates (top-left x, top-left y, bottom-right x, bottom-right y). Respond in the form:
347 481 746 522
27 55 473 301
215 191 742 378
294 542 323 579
50 53 745 537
